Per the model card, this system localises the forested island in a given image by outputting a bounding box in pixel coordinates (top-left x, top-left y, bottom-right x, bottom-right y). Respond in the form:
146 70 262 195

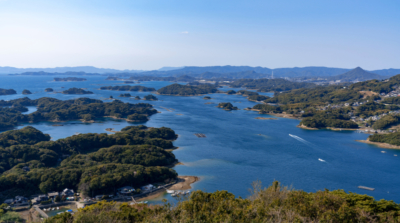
0 125 178 200
217 102 238 111
54 77 87 82
62 88 93 94
143 94 158 101
22 89 32 95
0 97 157 130
0 88 16 96
44 88 53 92
119 93 131 97
157 83 218 96
100 85 156 92
42 180 400 222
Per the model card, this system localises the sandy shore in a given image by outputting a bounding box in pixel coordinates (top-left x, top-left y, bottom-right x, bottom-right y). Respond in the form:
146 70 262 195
255 117 277 120
356 139 400 150
296 124 318 130
135 176 199 202
168 176 199 190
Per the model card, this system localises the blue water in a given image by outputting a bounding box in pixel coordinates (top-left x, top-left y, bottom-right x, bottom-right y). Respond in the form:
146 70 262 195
1 76 400 203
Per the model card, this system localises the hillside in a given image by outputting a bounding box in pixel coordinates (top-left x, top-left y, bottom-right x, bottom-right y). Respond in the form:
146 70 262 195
328 67 382 82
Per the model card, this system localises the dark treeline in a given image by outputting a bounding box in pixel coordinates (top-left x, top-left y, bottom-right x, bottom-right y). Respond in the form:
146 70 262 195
229 78 316 92
372 115 400 130
0 89 16 96
100 85 156 92
62 88 93 94
0 125 178 198
157 83 218 96
22 89 32 95
217 102 238 111
369 132 400 146
0 97 157 130
45 181 400 223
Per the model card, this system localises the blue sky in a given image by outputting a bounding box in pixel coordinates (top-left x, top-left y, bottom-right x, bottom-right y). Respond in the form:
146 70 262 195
0 0 398 70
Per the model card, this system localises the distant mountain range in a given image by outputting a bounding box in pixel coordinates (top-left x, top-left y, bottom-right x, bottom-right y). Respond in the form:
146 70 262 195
2 66 400 81
327 67 382 82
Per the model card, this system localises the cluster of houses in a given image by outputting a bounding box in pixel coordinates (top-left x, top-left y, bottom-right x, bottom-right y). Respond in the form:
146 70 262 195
3 184 159 206
31 188 76 204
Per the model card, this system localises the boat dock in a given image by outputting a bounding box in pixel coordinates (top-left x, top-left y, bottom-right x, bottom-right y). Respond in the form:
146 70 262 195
358 186 375 191
194 133 206 138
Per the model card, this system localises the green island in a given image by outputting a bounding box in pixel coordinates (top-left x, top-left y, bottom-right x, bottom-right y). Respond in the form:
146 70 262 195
0 89 16 96
217 102 238 111
39 181 400 223
119 93 132 97
143 94 158 101
157 83 218 96
100 85 156 92
22 89 32 95
45 88 54 92
0 97 157 130
0 125 178 201
251 74 400 130
62 88 93 94
54 77 87 82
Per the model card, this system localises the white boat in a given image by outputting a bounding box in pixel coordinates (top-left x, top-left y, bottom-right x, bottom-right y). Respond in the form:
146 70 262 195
52 208 55 211
318 158 325 162
394 154 398 156
171 193 177 197
381 151 387 153
166 190 175 194
57 207 59 210
186 191 191 194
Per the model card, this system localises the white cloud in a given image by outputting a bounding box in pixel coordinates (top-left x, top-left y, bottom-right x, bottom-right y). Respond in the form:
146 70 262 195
181 31 189 34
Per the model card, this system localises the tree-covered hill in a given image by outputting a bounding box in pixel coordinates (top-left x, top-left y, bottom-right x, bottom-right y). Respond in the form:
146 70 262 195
157 83 218 96
0 89 16 96
229 78 315 92
0 125 178 198
62 87 93 94
100 85 156 92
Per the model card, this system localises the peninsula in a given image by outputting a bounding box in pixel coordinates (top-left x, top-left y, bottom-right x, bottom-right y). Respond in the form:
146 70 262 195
100 85 155 92
157 83 218 96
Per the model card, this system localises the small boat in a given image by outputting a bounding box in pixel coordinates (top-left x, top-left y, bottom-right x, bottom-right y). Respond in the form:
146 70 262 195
381 151 387 153
394 154 398 156
186 191 191 194
52 208 55 211
166 190 175 194
57 207 59 210
358 186 375 191
171 193 177 197
143 201 148 204
318 158 325 162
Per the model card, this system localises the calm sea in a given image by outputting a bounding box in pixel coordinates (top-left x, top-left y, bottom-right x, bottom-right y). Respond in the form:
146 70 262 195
1 75 400 203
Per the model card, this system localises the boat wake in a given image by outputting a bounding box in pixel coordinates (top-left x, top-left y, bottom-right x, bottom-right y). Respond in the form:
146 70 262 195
289 134 314 146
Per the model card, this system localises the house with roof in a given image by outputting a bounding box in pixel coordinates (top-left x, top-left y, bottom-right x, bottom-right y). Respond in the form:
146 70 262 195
118 186 135 195
48 192 59 199
61 188 75 197
141 184 155 191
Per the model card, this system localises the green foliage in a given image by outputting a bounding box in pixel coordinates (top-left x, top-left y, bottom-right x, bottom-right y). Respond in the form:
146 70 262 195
0 88 17 95
157 83 218 96
143 94 158 101
369 132 400 146
355 102 388 118
44 181 400 223
300 108 358 129
237 90 258 96
127 113 148 122
62 88 93 94
22 89 32 94
119 93 131 97
0 97 157 129
230 78 315 92
382 97 400 104
0 125 178 197
248 95 269 101
217 103 238 111
372 115 400 130
100 86 155 92
226 90 236 94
